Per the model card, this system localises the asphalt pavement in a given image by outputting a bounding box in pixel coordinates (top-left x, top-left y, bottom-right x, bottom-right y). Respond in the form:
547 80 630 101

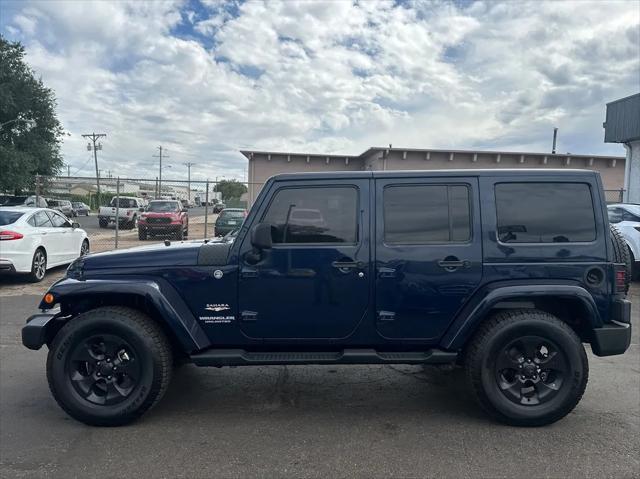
0 286 638 478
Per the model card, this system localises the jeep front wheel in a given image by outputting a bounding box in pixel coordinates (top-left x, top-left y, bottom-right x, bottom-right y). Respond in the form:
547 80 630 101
465 309 588 426
46 306 173 426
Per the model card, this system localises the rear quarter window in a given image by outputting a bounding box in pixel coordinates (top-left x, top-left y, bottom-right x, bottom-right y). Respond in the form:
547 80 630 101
495 182 596 243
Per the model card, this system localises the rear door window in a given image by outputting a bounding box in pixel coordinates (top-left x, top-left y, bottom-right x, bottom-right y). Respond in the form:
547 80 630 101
383 184 471 244
34 211 53 227
495 183 596 243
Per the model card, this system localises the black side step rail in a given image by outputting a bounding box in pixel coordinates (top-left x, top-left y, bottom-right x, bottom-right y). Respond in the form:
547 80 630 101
189 348 457 367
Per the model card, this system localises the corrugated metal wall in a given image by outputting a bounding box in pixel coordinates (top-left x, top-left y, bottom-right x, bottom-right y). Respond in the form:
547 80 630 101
604 93 640 143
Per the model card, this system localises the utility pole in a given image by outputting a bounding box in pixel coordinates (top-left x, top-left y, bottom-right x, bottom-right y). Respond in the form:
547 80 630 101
184 162 196 201
552 127 558 155
82 132 106 206
153 146 169 198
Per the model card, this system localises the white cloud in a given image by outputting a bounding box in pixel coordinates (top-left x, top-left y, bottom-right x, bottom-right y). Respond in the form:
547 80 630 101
1 0 638 181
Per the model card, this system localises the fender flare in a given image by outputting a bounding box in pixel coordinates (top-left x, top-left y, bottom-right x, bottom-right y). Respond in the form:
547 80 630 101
439 283 602 351
43 277 211 353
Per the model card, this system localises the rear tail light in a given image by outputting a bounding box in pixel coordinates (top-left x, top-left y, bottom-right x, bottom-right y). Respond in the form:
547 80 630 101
614 264 627 293
0 230 24 240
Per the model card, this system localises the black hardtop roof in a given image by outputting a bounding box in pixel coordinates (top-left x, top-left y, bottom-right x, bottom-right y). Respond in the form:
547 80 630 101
269 169 599 182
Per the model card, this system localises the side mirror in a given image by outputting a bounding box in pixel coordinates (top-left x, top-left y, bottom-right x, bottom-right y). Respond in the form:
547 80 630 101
251 222 272 250
71 222 80 229
182 208 188 213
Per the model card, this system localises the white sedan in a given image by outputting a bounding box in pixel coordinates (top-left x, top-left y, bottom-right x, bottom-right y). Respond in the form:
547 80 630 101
0 207 89 282
608 203 640 280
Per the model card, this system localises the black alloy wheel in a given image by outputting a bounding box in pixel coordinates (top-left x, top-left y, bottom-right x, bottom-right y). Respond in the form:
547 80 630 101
67 334 141 406
494 336 567 407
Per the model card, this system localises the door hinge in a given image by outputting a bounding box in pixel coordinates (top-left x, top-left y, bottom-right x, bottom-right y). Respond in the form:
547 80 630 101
378 310 396 321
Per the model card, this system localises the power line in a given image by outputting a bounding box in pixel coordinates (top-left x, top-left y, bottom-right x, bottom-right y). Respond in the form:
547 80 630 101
152 146 170 199
184 162 196 201
82 132 107 206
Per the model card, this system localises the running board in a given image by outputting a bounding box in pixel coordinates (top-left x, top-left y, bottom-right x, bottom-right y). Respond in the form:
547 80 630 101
189 348 458 367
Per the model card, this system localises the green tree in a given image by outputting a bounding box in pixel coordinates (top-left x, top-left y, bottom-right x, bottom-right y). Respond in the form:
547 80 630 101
214 179 247 201
0 35 64 193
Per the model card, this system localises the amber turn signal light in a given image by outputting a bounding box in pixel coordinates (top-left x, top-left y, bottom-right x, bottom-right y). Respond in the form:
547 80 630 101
43 293 55 304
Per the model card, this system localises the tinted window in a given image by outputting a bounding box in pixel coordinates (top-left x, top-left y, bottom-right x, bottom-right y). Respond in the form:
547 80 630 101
384 185 471 244
112 198 138 208
0 211 24 226
48 212 69 227
263 187 358 244
496 183 596 243
34 211 52 227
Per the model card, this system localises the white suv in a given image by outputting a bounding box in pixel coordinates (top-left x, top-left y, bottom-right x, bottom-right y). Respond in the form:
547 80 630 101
608 203 640 280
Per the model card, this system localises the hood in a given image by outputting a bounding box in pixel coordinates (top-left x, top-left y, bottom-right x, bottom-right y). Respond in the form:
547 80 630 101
81 241 204 270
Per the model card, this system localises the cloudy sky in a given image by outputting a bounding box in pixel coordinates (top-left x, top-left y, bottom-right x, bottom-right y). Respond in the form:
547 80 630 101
1 0 639 182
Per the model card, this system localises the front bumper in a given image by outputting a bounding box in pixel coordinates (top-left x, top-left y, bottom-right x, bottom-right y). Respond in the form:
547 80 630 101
22 312 58 350
139 223 182 232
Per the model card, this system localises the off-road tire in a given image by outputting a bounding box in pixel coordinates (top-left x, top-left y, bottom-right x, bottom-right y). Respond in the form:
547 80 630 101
138 229 147 241
175 227 184 241
465 309 588 427
46 306 173 426
610 224 632 291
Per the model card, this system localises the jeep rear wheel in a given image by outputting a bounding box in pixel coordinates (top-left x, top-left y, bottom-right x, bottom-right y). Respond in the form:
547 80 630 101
46 307 172 426
465 309 588 426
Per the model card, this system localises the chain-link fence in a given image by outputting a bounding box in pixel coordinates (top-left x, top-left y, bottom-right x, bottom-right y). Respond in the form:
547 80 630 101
604 189 625 204
28 175 260 254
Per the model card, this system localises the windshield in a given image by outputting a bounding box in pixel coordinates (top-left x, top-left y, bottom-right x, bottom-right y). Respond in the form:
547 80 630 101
72 202 83 207
0 211 25 225
220 210 245 219
147 201 179 212
2 196 28 206
48 200 60 206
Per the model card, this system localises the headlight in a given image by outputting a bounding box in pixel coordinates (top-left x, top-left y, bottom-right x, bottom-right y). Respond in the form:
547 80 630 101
67 257 85 279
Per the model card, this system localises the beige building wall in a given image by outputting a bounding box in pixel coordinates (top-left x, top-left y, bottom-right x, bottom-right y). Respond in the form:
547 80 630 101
243 148 625 205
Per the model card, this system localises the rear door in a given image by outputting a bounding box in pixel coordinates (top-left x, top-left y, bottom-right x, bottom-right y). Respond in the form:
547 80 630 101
47 211 76 264
375 177 482 341
32 210 58 263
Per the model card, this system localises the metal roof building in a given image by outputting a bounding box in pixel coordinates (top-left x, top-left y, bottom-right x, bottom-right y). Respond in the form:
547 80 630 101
241 147 625 206
604 93 640 203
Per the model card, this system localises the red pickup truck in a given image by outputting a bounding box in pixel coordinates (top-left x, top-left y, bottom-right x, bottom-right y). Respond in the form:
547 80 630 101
138 200 188 240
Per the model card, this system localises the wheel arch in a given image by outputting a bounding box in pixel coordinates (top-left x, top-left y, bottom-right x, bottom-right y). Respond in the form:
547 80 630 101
440 284 602 351
44 277 211 355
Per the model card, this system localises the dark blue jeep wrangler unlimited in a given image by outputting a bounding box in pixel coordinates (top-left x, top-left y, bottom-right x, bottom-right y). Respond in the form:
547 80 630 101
23 169 632 426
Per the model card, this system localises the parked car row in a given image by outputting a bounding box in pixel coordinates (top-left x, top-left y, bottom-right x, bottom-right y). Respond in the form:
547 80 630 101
0 196 92 218
0 207 89 282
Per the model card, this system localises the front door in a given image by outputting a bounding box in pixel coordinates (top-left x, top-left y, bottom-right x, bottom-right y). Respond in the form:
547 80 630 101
375 177 482 341
238 179 370 340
